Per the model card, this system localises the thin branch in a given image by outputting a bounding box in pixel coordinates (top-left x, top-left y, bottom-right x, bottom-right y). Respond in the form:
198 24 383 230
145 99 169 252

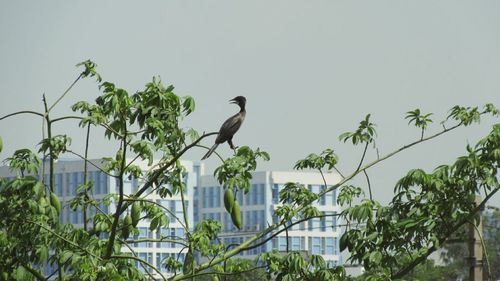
171 122 465 281
318 122 464 204
363 170 372 201
333 166 345 179
355 142 369 172
124 154 142 171
240 213 340 252
21 262 47 281
65 150 117 178
50 115 85 123
83 123 91 232
0 110 44 121
27 220 102 261
48 73 83 112
126 237 188 247
111 255 167 280
118 236 159 281
118 132 218 214
104 129 128 259
392 189 498 279
124 197 188 231
175 265 267 281
195 144 225 162
472 221 492 281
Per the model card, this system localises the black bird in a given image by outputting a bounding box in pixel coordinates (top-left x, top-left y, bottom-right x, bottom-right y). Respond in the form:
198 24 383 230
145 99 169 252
201 96 246 160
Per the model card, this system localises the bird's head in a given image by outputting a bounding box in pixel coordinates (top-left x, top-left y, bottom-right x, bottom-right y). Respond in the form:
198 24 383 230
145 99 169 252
229 96 246 107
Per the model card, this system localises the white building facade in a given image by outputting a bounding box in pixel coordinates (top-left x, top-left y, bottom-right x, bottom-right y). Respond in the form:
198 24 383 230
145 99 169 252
196 171 342 267
0 159 203 278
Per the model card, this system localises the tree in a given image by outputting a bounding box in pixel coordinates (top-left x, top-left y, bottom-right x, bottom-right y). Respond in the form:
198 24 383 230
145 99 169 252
0 61 498 280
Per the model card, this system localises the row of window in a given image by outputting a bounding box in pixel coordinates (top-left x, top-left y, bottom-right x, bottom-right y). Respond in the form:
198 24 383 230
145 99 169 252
134 227 186 249
200 210 338 233
157 200 185 222
272 236 338 255
201 184 267 208
272 184 337 205
201 210 267 232
49 171 109 197
64 204 109 225
272 211 338 232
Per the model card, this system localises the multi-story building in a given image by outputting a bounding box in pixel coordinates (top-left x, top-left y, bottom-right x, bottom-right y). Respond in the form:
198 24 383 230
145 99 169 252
0 158 203 278
196 171 342 267
1 160 343 277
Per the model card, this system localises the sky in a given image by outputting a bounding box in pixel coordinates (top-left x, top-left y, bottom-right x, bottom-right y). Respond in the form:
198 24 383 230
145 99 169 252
0 1 499 206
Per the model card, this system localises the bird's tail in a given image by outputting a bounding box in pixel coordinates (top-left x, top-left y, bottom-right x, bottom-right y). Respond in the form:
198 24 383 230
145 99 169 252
201 143 219 160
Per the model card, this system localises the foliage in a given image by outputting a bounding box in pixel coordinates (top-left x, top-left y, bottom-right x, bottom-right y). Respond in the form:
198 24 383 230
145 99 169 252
0 61 498 281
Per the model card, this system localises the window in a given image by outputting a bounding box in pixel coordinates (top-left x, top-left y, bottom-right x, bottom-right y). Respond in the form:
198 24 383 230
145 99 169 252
319 185 326 205
135 227 149 248
309 218 320 231
311 237 321 255
272 184 281 204
324 211 337 231
325 237 334 255
156 253 178 272
292 237 301 251
202 187 207 208
55 174 63 196
320 216 326 232
259 184 266 204
208 186 214 208
215 186 221 207
136 252 152 273
278 236 287 252
308 185 325 205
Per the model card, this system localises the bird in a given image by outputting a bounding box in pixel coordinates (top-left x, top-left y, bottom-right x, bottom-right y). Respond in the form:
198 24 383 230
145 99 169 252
201 96 246 160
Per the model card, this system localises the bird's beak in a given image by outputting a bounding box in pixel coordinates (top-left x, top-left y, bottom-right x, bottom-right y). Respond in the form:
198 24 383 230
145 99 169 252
229 98 237 104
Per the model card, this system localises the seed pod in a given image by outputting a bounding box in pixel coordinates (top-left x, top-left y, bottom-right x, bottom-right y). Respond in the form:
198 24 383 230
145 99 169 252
38 196 48 215
223 189 235 213
50 193 61 215
122 215 132 239
230 200 242 230
131 202 141 227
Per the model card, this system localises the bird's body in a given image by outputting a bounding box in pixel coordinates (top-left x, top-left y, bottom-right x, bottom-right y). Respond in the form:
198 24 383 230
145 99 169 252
202 96 246 160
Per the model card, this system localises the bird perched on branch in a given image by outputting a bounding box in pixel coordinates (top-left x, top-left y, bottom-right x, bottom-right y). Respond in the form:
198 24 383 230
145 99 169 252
201 96 246 160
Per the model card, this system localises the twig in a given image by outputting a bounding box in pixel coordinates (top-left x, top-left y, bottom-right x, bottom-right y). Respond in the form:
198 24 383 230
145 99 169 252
392 189 499 278
118 132 218 214
0 110 44 121
83 123 91 231
21 262 47 281
355 142 369 172
363 170 372 201
472 220 492 281
48 73 83 112
27 220 102 261
104 128 128 259
65 150 117 178
111 255 167 280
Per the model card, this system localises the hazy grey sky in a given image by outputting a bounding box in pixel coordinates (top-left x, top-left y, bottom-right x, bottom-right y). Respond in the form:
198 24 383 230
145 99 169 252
1 1 499 205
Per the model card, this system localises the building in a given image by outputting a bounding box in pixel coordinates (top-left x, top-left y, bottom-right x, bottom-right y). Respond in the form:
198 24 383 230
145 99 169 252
0 158 203 278
196 171 342 266
1 161 343 277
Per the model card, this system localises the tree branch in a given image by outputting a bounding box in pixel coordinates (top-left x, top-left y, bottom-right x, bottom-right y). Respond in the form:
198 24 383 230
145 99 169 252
0 110 44 121
392 189 498 279
21 262 47 281
48 73 83 112
118 132 218 214
111 255 167 280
